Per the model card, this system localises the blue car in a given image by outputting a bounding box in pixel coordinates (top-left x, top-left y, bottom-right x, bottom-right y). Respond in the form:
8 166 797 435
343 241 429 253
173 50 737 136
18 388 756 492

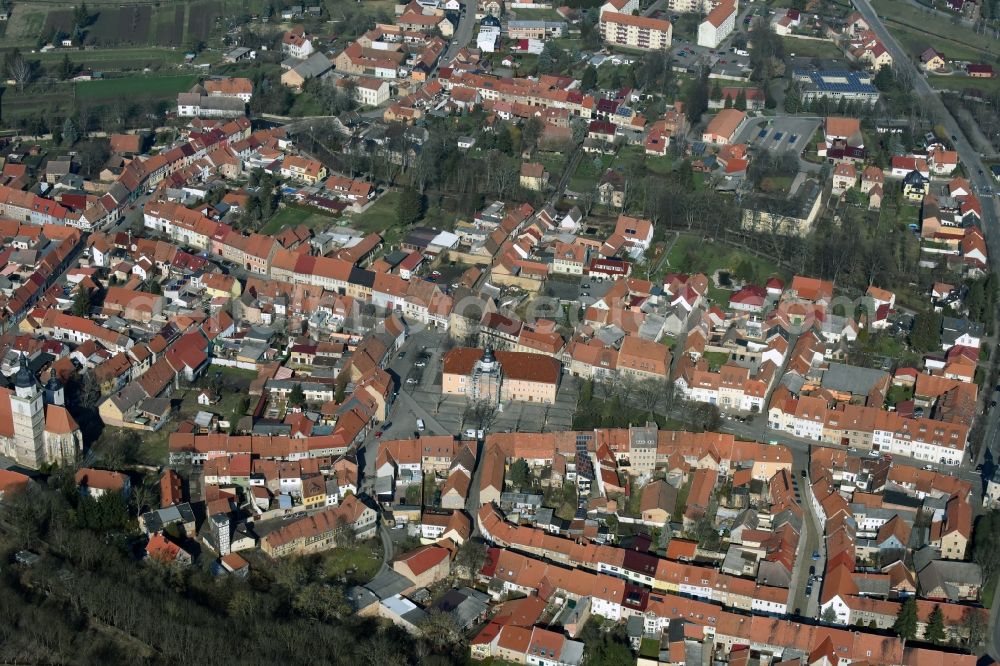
773 132 784 141
811 550 820 560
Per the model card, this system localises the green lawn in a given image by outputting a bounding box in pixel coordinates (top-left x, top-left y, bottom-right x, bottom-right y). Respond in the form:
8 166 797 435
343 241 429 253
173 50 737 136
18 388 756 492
872 0 1000 60
289 91 326 117
537 152 569 182
1 87 74 123
662 233 785 289
570 154 615 193
511 7 565 19
703 351 730 371
761 175 794 194
4 8 47 47
639 637 660 659
885 384 914 407
929 75 1000 96
983 573 997 609
260 205 339 235
646 155 675 176
897 203 921 229
91 425 170 468
349 190 403 236
780 36 844 59
320 543 383 586
35 47 191 68
75 73 199 101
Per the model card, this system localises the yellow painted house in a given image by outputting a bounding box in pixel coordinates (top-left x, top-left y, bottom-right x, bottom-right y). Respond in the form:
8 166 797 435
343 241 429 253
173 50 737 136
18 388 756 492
201 272 243 299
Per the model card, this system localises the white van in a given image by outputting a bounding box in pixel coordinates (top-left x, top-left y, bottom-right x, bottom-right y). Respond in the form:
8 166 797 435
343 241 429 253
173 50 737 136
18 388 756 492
417 419 426 431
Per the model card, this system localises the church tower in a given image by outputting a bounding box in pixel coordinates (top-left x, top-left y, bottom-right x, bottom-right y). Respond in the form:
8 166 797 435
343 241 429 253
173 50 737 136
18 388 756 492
10 354 46 469
44 373 65 407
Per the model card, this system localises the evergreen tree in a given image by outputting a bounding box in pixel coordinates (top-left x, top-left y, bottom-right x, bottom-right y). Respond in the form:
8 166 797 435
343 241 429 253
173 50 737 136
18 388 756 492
288 383 306 408
684 74 709 124
62 117 79 146
495 124 513 153
710 80 723 103
72 287 91 316
893 597 918 640
924 604 946 643
507 458 531 490
734 88 747 111
966 279 985 319
58 53 74 80
676 160 694 189
821 606 838 624
581 65 597 92
73 2 90 28
397 187 424 226
910 311 942 352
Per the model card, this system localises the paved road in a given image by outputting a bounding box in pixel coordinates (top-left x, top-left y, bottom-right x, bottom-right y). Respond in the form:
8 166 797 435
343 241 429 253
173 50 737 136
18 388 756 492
788 447 823 618
378 523 395 573
441 0 476 65
853 0 1000 462
843 18 1000 655
357 327 447 491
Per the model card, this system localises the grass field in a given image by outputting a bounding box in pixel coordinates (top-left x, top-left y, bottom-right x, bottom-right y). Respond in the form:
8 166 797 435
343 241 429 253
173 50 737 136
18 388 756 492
929 74 1000 95
75 73 199 101
6 0 261 49
31 47 192 72
780 36 844 59
872 0 1000 60
510 7 566 20
319 543 383 586
349 190 402 235
570 154 615 193
260 205 340 235
662 233 785 300
646 155 676 176
2 86 74 122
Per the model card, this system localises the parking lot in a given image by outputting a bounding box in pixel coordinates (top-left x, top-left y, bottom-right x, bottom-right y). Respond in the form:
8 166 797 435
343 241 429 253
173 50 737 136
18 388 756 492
735 116 820 155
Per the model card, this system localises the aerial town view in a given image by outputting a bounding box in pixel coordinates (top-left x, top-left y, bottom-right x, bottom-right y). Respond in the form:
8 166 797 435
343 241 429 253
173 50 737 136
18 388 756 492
3 0 1000 662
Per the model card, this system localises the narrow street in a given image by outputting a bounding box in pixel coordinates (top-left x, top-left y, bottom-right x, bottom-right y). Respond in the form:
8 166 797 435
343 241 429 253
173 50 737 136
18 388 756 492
788 446 823 618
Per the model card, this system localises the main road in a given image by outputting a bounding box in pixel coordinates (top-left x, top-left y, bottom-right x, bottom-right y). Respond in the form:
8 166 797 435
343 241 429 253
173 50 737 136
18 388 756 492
850 1 1000 469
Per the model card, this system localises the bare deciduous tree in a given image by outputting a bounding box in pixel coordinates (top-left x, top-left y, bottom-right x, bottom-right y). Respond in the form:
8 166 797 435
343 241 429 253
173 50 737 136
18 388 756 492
637 378 662 412
8 54 32 92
